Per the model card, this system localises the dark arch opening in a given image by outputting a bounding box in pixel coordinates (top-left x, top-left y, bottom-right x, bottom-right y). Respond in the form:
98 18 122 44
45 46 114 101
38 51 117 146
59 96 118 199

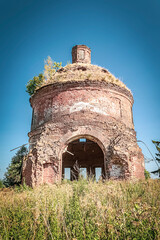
62 138 105 180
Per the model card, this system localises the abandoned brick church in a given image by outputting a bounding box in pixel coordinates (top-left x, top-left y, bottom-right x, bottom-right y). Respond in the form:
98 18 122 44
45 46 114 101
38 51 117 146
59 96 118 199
22 45 145 186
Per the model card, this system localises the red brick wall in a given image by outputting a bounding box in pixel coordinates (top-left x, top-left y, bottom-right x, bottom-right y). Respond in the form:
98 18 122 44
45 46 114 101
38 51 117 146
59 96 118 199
30 81 134 130
22 80 144 186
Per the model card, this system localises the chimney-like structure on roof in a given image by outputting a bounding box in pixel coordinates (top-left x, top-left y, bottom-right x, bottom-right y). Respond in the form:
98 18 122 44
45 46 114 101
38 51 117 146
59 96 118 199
72 45 91 64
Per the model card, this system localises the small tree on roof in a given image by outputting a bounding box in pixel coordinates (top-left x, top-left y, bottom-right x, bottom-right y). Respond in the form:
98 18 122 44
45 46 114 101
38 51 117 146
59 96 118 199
44 56 62 80
26 73 45 96
26 57 62 96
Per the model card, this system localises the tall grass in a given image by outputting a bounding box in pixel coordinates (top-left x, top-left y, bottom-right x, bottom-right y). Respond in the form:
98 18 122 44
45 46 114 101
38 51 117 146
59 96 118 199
0 179 160 239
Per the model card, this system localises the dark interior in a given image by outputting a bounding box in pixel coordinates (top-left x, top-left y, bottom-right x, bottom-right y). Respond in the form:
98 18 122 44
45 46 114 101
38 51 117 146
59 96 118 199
62 138 104 180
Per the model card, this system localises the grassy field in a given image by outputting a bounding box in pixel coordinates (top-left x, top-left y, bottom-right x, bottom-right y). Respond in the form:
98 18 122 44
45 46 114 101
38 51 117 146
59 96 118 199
0 179 160 240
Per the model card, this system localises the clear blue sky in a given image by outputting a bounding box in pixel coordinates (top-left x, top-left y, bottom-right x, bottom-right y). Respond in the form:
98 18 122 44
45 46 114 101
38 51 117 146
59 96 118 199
0 0 160 179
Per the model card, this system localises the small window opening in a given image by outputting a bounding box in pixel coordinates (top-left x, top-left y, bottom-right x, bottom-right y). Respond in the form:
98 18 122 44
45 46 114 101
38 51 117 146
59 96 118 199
80 168 87 179
79 138 86 142
64 168 71 180
95 167 102 181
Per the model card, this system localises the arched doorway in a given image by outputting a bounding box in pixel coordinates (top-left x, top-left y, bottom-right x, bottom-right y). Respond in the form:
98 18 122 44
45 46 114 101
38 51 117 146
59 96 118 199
62 137 105 181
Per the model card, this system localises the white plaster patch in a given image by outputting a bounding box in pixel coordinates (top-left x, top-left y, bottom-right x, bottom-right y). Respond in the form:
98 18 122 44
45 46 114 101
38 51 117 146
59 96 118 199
39 120 44 125
110 164 122 178
69 102 108 116
44 107 52 119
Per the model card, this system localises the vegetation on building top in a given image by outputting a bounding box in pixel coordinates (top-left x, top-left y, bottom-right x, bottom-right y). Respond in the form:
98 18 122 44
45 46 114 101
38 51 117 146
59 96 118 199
26 56 62 96
26 57 130 96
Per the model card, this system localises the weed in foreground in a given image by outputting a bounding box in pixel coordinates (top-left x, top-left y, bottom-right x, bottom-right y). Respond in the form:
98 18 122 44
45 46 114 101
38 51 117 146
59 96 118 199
0 179 160 240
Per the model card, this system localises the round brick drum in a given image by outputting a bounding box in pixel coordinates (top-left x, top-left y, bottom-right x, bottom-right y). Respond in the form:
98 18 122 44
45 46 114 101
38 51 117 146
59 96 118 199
22 45 145 187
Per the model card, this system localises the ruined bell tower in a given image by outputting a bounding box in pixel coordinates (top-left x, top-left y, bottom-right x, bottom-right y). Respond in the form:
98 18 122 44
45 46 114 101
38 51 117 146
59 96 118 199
22 45 145 187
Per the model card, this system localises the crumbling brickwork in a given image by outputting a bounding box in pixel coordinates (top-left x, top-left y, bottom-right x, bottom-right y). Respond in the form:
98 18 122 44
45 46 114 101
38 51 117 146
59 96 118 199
22 45 145 187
